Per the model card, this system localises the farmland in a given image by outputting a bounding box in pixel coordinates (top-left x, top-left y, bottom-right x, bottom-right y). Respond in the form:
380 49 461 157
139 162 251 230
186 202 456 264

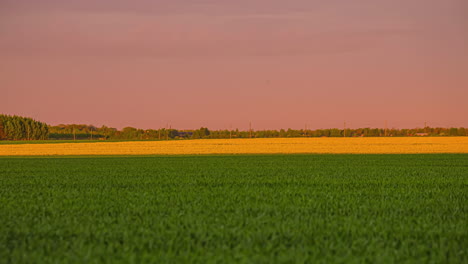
1 137 468 156
1 154 467 263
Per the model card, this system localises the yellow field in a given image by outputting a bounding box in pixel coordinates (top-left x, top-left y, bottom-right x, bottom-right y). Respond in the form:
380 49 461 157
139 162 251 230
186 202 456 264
1 137 468 156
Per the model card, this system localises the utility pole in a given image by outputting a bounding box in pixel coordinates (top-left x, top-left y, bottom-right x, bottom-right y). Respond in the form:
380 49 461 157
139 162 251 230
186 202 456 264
249 122 252 138
167 124 170 140
343 121 346 137
73 126 76 141
229 124 232 139
158 128 161 140
424 121 427 134
384 120 388 137
166 124 168 140
304 124 307 137
90 129 93 140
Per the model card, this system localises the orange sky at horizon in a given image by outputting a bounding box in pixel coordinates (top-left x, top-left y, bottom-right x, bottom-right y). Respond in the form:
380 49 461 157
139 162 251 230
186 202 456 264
2 0 467 130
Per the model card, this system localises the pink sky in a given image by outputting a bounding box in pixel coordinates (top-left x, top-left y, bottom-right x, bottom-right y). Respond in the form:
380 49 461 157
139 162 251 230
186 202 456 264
2 0 467 130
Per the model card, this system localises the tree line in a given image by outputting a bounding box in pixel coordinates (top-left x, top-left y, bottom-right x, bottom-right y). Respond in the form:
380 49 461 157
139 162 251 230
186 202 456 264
1 114 467 141
0 115 49 140
48 124 468 141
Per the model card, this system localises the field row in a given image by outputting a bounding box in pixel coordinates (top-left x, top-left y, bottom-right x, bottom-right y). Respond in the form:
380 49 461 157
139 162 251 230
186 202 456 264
1 137 468 155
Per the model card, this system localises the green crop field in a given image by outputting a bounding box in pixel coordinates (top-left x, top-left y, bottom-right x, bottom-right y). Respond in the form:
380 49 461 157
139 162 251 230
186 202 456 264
0 154 467 263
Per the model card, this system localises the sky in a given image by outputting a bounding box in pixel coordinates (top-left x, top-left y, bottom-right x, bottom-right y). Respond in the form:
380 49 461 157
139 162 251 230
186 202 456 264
1 0 467 130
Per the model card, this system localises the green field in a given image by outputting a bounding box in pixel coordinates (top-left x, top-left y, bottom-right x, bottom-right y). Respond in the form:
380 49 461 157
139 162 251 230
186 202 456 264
0 154 467 263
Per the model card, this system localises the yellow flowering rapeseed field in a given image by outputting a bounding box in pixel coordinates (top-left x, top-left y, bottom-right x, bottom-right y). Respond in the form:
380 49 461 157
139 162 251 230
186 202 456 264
1 137 467 156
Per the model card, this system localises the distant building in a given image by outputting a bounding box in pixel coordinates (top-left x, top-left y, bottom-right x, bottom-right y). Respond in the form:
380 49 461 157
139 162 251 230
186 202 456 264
177 131 193 138
415 133 429 136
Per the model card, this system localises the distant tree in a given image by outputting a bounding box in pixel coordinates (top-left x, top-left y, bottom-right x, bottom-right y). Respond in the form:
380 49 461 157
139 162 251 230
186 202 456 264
449 128 458 136
330 129 342 137
192 127 210 139
121 127 139 139
0 114 49 140
168 129 179 139
0 116 5 140
458 127 467 136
